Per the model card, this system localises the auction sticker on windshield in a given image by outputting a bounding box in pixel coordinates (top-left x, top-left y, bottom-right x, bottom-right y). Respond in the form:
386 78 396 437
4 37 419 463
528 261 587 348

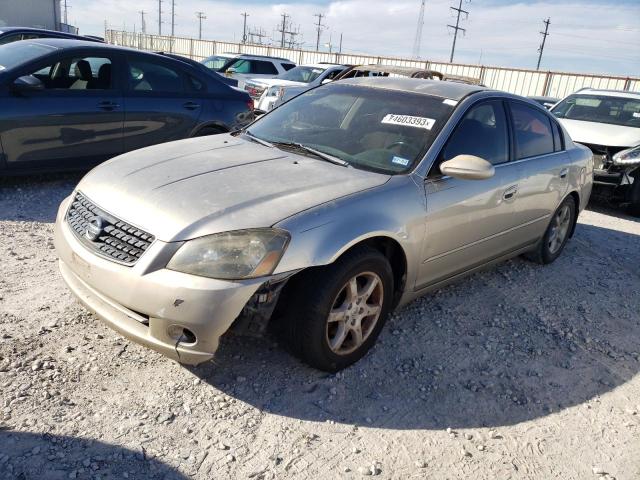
381 114 435 130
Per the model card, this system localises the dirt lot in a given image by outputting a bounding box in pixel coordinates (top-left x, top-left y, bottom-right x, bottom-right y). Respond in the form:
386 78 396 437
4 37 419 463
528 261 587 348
1 173 639 480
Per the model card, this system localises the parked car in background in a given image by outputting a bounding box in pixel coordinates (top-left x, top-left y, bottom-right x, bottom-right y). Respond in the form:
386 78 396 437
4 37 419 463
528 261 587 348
0 27 104 45
200 53 237 71
0 39 254 175
551 88 640 215
333 65 483 86
528 95 559 109
245 63 350 112
208 54 296 89
55 78 592 371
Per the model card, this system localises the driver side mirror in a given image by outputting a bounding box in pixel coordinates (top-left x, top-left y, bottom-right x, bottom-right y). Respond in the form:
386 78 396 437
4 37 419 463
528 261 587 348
321 78 332 84
440 154 495 180
225 67 237 75
11 75 44 93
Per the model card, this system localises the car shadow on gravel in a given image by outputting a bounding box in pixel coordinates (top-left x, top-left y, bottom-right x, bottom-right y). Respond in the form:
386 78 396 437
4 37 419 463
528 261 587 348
0 430 187 480
0 173 81 223
587 199 640 223
190 222 640 431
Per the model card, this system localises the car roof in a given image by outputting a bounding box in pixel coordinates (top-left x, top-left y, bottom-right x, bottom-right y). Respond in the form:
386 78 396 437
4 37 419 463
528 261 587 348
573 88 640 100
0 27 102 42
338 77 489 100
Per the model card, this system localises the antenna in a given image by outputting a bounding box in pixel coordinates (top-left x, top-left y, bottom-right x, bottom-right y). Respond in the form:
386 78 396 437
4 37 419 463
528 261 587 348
412 0 426 58
447 0 470 63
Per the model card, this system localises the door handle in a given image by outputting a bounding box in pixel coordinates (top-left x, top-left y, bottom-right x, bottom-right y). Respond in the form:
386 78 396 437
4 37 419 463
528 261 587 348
503 185 518 200
97 101 119 110
183 101 201 110
559 167 569 179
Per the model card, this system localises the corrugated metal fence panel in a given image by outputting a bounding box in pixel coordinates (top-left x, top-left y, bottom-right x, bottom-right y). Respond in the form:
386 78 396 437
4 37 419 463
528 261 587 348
105 30 639 96
547 74 629 98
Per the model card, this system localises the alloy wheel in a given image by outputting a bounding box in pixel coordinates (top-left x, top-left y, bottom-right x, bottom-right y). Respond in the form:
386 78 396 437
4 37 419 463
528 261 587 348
548 204 571 254
326 271 384 355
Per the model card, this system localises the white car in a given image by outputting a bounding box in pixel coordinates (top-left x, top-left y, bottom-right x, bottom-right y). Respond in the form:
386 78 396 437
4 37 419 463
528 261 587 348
201 53 296 90
244 64 349 112
551 88 640 215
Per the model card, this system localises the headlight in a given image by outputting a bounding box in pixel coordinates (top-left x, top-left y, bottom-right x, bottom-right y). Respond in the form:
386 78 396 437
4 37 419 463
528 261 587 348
167 229 290 280
612 145 640 166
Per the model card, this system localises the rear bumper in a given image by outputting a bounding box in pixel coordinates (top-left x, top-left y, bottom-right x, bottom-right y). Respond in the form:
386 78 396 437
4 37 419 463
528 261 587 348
54 196 264 365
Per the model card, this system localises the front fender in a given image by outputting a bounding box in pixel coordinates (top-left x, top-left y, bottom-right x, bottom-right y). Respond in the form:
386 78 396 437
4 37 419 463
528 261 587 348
273 175 427 292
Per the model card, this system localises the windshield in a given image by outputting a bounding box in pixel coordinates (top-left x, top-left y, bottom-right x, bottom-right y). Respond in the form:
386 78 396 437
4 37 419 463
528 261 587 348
552 94 640 128
0 42 53 70
277 66 325 83
202 55 233 71
246 83 455 174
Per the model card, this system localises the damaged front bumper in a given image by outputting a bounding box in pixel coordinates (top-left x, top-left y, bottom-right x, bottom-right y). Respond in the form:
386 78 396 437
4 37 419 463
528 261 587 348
53 196 286 365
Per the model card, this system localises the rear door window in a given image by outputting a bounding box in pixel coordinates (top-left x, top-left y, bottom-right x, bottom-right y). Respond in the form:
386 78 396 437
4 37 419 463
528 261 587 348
509 102 555 159
252 60 278 75
128 59 184 93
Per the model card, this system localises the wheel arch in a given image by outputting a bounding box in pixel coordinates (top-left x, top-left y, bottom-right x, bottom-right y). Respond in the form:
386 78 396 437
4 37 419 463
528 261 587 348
189 122 230 137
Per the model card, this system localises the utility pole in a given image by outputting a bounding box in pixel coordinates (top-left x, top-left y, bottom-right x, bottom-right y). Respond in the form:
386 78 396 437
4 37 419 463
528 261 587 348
63 0 69 25
195 12 206 40
278 13 289 48
412 0 426 58
536 18 551 70
241 12 249 43
447 0 469 63
313 13 325 51
171 0 176 36
139 10 146 34
157 0 163 35
339 33 343 54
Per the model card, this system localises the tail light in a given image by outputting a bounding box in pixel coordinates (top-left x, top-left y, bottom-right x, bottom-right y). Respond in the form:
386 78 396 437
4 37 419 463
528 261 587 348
247 98 254 111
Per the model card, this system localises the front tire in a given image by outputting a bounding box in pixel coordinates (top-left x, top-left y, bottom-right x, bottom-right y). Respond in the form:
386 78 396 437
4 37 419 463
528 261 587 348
525 196 576 264
628 169 640 217
280 246 394 372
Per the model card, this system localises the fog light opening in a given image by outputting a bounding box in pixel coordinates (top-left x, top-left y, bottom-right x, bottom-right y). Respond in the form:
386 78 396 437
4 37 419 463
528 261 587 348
167 325 197 345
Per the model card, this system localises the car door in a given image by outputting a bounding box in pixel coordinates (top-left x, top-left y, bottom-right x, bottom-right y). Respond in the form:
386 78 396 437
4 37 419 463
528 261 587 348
122 55 203 152
0 49 124 172
417 100 523 289
505 100 570 243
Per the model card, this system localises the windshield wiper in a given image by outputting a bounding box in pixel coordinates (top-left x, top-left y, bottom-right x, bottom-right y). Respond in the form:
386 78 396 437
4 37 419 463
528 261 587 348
272 142 350 167
243 130 274 148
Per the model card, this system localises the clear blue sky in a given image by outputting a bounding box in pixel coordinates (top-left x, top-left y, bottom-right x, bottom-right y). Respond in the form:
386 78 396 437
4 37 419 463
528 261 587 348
71 0 640 76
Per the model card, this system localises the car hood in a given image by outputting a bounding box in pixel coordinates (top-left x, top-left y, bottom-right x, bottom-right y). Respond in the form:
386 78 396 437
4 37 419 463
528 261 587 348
76 135 390 242
558 118 640 147
248 78 306 88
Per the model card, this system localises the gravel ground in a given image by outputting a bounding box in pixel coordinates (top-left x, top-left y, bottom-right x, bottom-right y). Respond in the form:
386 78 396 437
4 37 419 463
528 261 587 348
1 173 639 480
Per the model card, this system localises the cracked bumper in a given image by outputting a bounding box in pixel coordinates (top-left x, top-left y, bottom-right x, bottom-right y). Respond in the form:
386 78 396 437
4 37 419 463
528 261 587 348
54 196 264 365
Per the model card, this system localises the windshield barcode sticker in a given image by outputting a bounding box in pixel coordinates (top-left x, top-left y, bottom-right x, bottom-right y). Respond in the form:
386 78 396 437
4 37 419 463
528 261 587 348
381 114 435 130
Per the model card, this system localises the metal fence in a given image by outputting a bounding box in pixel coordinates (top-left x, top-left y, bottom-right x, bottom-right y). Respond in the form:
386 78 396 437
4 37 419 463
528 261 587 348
106 30 640 98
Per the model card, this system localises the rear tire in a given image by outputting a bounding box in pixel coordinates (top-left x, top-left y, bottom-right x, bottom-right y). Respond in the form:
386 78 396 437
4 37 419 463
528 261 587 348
525 196 576 265
280 246 394 372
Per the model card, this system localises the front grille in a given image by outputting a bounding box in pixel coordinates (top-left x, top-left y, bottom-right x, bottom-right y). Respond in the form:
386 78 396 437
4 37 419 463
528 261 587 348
66 192 154 265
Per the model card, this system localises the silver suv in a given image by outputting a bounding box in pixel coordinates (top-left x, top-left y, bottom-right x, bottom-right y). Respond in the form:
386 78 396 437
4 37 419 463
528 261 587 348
201 53 296 89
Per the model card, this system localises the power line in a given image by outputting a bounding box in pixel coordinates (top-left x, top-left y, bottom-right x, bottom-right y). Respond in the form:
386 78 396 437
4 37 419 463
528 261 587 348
412 0 426 59
448 0 469 63
276 13 300 48
195 12 206 40
241 12 249 44
313 13 325 51
139 10 146 34
536 18 551 70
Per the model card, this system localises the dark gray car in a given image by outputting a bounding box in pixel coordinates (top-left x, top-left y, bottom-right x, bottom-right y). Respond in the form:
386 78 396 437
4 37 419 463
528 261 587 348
0 39 254 174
